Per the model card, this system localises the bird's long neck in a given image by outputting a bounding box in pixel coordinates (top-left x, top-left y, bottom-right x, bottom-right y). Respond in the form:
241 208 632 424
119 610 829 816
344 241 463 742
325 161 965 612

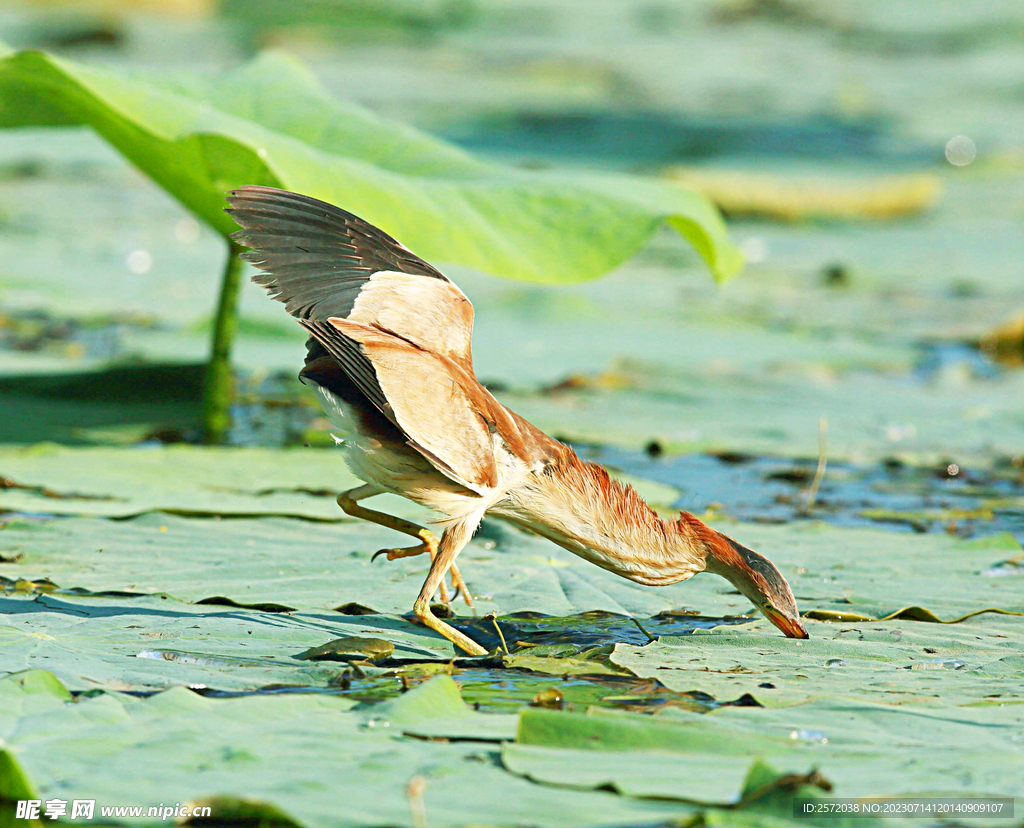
495 451 730 586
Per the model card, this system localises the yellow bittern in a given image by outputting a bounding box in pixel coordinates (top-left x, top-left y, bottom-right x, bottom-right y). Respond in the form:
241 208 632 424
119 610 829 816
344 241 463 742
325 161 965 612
226 186 808 655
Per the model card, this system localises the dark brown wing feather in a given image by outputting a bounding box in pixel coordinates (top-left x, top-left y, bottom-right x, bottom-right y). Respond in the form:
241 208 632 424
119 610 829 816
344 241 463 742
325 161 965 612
226 185 501 490
226 185 443 432
226 185 446 322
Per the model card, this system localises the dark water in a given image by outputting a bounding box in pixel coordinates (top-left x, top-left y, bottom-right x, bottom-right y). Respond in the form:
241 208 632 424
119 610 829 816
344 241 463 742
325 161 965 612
447 608 750 652
439 109 933 167
584 444 1024 542
198 668 752 715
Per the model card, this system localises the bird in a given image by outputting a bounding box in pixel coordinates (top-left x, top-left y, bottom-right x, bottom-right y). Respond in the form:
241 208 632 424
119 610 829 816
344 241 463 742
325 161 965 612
225 185 808 656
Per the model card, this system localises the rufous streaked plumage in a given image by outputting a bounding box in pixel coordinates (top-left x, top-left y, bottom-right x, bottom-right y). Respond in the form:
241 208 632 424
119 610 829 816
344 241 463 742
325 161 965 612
226 186 808 655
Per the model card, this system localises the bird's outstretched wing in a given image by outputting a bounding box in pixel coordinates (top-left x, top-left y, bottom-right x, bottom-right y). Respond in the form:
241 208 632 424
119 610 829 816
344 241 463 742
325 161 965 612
226 185 496 492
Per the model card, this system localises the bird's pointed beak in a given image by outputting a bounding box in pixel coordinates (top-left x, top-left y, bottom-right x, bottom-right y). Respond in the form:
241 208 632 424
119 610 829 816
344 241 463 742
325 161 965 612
762 606 809 639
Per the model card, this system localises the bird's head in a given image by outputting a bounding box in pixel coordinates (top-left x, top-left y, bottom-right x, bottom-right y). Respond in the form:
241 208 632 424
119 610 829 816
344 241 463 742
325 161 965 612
705 536 808 638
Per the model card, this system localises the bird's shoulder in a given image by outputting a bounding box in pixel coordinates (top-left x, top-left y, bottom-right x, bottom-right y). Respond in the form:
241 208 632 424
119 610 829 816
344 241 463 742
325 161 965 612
346 270 474 367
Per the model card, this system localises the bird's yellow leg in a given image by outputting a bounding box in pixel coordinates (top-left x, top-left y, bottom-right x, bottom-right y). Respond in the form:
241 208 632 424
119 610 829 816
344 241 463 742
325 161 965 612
337 485 449 606
413 522 487 656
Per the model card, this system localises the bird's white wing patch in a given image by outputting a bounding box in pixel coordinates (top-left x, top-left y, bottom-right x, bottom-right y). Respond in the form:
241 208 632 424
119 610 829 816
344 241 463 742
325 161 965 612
348 271 474 365
327 316 497 493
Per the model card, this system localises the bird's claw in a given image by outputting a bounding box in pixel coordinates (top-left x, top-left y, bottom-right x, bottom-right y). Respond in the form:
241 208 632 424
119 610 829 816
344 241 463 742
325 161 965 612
371 542 433 563
370 543 452 607
367 538 471 612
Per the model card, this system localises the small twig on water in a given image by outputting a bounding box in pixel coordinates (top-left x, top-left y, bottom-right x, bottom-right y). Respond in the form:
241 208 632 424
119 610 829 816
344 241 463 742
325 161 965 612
408 776 428 828
485 611 509 654
801 416 828 516
631 616 657 643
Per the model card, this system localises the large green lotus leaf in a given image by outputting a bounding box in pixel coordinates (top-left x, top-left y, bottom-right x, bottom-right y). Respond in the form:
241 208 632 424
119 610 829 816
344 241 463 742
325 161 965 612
699 522 1024 622
503 702 1024 802
610 620 1024 708
517 704 787 754
0 444 364 520
3 498 1022 631
1 511 733 620
695 700 1024 801
0 672 701 828
0 592 463 692
0 48 739 284
3 511 1022 704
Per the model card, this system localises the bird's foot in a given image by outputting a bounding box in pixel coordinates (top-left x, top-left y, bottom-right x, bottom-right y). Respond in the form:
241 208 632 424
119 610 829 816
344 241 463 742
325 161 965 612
370 527 439 563
371 532 459 608
414 597 488 657
371 544 428 563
